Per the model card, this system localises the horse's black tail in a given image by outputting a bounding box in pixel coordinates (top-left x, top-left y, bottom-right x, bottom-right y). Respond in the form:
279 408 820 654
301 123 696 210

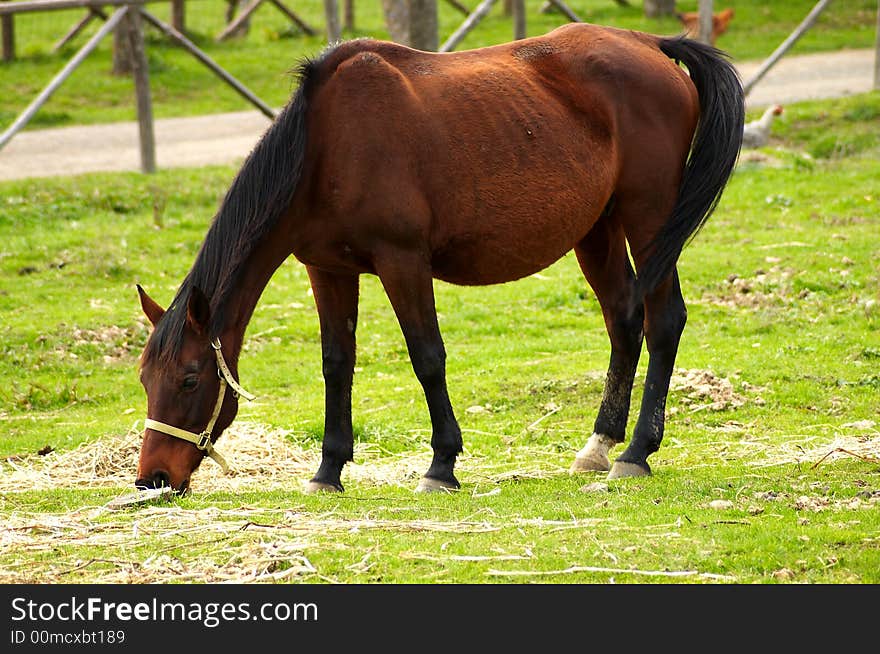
633 37 745 303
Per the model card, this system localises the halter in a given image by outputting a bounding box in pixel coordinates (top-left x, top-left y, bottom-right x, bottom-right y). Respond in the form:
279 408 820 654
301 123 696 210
143 338 255 474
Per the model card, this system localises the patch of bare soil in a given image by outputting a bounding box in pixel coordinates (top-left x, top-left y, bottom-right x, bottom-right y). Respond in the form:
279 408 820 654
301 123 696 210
669 368 762 413
69 321 151 362
736 151 786 168
698 266 800 310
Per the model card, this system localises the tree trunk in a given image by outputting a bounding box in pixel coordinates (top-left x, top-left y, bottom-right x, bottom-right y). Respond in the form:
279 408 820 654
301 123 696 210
382 0 438 51
644 0 675 18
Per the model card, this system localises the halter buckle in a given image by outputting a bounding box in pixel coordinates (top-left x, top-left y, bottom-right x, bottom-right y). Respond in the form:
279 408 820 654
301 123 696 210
196 432 211 450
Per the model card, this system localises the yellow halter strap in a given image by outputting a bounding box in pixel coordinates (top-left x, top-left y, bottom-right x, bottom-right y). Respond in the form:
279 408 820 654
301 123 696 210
143 338 254 473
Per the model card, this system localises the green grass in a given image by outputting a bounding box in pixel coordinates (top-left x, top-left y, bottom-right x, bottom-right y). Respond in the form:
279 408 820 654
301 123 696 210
1 93 879 584
762 94 880 160
0 0 877 128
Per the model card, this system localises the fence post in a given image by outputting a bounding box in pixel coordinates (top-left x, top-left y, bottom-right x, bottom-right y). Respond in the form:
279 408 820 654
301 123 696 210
697 0 713 44
344 0 353 31
172 0 185 31
512 0 525 40
874 0 879 90
323 0 340 42
1 0 14 62
113 20 132 74
126 7 156 173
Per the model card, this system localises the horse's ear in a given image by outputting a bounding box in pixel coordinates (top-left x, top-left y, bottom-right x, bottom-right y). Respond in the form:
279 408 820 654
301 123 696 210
137 284 165 326
186 286 211 336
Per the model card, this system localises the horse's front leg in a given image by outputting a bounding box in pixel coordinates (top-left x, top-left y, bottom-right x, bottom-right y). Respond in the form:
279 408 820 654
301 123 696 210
374 250 463 492
304 266 359 493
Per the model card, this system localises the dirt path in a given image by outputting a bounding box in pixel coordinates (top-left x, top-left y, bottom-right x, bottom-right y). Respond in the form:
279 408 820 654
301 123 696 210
0 48 875 182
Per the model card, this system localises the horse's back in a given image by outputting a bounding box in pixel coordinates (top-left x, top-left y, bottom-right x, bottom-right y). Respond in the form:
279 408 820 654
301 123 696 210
295 25 700 284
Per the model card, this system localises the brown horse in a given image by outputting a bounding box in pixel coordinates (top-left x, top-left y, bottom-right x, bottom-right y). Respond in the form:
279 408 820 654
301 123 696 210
135 22 744 494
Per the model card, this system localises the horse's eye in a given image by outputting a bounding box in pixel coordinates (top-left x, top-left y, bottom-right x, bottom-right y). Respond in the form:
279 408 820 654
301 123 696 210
181 375 199 391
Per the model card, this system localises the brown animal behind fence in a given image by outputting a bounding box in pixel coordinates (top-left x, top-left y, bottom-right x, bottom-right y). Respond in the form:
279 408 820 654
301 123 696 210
676 7 735 45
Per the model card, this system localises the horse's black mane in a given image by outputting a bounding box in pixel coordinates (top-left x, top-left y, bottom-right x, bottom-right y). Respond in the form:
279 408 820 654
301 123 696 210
145 51 331 365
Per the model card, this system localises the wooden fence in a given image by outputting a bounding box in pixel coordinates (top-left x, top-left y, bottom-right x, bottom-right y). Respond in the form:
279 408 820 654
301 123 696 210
0 0 323 61
0 0 187 60
0 0 281 170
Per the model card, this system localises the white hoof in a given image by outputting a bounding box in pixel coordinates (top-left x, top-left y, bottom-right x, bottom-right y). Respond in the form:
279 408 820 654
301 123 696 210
570 433 615 473
303 480 343 494
608 461 651 479
415 477 459 493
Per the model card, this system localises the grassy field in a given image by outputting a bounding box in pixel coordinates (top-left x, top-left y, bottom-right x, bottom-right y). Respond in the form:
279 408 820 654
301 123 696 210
0 0 877 128
1 91 879 584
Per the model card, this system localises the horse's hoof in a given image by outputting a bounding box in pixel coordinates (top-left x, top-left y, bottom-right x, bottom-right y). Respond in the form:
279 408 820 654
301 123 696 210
608 461 651 479
570 454 610 473
415 477 459 493
304 480 343 494
570 433 613 473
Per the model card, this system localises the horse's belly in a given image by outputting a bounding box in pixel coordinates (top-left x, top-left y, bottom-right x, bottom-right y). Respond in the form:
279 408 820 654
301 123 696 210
430 207 595 285
432 247 568 285
424 131 613 285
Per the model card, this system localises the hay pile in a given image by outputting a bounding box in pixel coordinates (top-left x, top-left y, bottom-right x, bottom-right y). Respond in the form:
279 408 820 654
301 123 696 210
0 422 420 493
0 422 570 582
0 421 568 494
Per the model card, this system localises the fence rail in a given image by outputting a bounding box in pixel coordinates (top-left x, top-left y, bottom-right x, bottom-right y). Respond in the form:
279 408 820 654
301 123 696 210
0 0 149 16
0 1 280 171
0 0 188 62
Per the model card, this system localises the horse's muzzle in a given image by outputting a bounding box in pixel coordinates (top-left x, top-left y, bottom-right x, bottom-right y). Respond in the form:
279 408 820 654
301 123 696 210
135 470 189 495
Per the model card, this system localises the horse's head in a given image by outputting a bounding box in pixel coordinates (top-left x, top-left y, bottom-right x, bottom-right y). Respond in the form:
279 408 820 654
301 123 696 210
134 284 241 493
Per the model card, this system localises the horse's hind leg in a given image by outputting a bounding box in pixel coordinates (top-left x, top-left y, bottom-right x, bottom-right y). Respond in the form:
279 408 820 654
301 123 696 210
305 266 359 493
608 268 686 478
374 250 463 492
571 215 644 473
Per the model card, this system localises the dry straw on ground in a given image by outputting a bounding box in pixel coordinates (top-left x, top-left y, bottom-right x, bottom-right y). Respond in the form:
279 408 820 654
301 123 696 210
757 427 880 469
2 408 877 583
0 421 567 494
0 421 567 583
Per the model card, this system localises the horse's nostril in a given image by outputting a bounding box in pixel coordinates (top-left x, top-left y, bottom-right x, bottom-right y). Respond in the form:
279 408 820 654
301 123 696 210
134 470 171 489
152 470 171 488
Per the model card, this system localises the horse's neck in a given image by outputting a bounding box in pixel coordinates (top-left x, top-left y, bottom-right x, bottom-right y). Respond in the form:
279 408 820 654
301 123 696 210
216 227 293 358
